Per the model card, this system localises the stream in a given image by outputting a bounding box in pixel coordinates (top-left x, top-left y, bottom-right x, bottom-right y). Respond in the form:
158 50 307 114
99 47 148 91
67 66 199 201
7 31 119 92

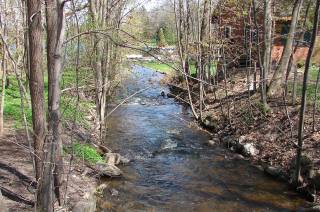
101 65 306 211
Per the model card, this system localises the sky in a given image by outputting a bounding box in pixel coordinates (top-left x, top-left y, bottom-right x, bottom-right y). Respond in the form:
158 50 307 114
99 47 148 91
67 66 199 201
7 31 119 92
142 0 164 11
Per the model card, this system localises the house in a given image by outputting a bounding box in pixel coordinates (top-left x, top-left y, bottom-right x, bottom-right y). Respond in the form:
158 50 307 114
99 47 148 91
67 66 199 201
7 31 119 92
211 0 319 68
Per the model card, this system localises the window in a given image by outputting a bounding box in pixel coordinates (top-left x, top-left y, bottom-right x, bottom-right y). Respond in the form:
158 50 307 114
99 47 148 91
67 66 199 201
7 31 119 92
280 23 290 45
224 26 232 39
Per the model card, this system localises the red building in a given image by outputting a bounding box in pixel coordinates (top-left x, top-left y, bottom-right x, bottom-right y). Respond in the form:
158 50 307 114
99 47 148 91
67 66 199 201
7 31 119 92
211 0 318 68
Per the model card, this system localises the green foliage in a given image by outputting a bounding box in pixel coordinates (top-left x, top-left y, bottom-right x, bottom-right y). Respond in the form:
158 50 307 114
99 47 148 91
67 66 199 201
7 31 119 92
1 77 32 128
157 28 168 47
241 108 254 125
161 26 176 45
288 66 320 107
1 67 94 129
73 143 103 164
138 61 173 74
309 65 319 81
297 60 305 69
255 101 271 115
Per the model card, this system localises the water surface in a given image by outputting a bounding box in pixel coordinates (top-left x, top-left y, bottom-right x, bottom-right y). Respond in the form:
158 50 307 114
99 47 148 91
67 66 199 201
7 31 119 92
101 66 306 211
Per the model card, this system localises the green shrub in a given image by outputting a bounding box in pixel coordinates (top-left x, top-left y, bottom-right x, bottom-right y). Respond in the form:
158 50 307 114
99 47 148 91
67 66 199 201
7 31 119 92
255 101 271 114
297 60 305 69
73 143 103 164
157 28 167 47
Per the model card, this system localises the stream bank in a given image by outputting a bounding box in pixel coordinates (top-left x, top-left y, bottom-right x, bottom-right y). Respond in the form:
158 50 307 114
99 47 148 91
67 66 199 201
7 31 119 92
167 67 320 208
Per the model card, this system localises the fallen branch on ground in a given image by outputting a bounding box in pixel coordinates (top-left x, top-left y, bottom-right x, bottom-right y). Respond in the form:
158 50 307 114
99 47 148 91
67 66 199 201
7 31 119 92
0 186 34 206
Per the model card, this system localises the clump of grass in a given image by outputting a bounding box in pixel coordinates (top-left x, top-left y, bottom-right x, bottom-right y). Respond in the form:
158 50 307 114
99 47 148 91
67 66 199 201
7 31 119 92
241 108 255 125
73 143 103 164
255 101 272 115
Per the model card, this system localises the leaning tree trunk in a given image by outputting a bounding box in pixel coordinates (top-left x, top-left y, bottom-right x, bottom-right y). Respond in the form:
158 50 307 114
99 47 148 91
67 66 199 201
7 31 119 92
268 0 304 96
294 0 320 186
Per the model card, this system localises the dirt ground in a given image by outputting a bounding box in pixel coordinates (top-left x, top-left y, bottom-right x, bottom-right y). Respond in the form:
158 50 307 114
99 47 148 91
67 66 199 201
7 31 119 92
0 123 97 211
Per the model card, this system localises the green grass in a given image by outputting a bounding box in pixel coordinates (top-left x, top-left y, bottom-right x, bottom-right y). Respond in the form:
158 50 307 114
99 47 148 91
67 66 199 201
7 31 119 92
138 61 175 74
3 76 32 128
73 143 103 164
137 61 217 76
289 83 320 107
1 67 94 129
288 65 320 107
308 65 319 81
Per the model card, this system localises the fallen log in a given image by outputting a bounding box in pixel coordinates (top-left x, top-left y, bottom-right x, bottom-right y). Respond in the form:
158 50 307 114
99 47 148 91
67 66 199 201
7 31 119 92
0 162 37 188
0 186 34 206
0 190 8 212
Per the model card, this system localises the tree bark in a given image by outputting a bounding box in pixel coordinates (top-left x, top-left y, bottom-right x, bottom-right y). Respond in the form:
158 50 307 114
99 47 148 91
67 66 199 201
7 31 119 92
26 0 46 183
261 0 273 108
41 0 66 209
268 0 304 96
0 43 6 135
294 0 320 186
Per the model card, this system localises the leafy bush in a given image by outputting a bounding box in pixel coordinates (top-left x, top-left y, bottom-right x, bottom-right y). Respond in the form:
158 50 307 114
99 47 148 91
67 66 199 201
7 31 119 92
297 60 305 69
73 143 103 164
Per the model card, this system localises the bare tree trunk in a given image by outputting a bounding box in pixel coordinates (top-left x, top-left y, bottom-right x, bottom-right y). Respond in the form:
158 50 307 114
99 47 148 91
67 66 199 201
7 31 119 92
261 0 272 108
292 64 298 104
0 43 6 135
268 0 304 96
42 0 66 208
199 0 210 119
26 0 46 183
312 68 320 131
294 0 320 186
174 0 199 120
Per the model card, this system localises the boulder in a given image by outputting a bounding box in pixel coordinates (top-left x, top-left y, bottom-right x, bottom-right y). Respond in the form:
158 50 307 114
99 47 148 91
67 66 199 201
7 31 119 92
202 116 218 130
207 140 216 146
222 136 237 148
242 143 259 157
233 154 245 160
289 155 314 181
308 205 320 211
104 153 131 165
104 153 121 166
265 166 282 178
207 137 219 146
95 184 108 196
73 192 96 212
238 135 246 144
312 170 320 189
73 201 96 212
109 188 119 197
95 162 122 177
120 156 130 164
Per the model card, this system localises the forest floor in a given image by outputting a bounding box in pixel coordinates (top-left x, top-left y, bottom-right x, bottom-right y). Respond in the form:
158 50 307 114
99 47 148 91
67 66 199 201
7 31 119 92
167 66 320 205
0 121 99 211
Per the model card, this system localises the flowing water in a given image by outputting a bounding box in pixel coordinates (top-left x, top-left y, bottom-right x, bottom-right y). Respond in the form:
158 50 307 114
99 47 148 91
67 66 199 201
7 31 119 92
101 66 306 211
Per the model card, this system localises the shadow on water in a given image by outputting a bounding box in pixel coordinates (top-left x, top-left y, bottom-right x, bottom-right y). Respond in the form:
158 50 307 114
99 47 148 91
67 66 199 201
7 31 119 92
100 66 307 211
